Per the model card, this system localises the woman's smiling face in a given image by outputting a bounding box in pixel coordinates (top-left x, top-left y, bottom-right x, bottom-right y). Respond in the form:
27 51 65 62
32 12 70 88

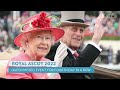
26 30 53 60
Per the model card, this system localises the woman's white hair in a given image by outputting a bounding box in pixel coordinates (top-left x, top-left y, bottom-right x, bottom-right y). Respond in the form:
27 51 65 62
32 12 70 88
20 33 31 50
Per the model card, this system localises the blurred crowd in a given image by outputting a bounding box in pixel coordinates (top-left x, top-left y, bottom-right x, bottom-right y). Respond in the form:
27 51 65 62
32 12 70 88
93 44 120 65
84 14 120 36
0 11 32 52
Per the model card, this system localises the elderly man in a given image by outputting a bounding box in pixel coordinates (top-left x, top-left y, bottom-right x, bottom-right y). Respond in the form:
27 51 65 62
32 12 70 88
46 11 105 79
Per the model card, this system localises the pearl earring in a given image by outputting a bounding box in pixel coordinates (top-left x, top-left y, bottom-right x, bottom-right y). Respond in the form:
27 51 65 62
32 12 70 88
26 45 29 48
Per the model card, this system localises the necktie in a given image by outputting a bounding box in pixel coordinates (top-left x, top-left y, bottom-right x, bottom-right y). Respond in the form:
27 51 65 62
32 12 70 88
73 52 79 58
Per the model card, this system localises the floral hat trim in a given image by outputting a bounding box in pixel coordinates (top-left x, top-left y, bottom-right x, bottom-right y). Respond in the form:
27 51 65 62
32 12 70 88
20 11 61 32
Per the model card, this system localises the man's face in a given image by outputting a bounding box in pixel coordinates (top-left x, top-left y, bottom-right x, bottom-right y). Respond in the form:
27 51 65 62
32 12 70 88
61 25 85 50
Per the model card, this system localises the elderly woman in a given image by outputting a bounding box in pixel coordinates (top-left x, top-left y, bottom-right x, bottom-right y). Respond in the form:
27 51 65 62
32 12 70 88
6 11 66 79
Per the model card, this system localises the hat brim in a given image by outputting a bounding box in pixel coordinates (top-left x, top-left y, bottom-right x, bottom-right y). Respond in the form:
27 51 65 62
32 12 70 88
59 21 90 28
14 28 64 47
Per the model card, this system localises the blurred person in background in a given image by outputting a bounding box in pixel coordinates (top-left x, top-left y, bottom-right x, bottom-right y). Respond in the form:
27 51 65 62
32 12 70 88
105 19 115 34
116 50 120 64
117 19 120 36
2 16 8 33
107 46 113 64
7 15 13 32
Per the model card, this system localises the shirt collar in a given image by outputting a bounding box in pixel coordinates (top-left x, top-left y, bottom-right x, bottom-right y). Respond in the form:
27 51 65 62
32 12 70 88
60 41 76 54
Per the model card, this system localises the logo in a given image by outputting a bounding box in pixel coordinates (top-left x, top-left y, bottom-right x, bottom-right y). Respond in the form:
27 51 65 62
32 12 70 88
104 11 120 19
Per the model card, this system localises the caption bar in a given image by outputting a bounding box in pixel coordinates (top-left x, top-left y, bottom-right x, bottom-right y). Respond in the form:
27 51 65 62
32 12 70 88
8 67 94 73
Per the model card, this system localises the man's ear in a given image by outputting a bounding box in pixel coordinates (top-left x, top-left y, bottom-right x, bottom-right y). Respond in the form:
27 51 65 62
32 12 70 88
52 40 55 45
60 36 67 44
82 29 86 37
51 37 55 45
82 33 85 37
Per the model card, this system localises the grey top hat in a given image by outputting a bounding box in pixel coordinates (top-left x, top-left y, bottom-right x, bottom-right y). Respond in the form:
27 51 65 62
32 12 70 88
59 11 89 28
